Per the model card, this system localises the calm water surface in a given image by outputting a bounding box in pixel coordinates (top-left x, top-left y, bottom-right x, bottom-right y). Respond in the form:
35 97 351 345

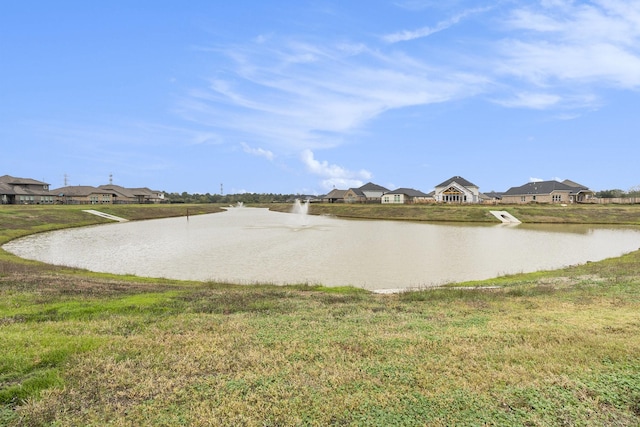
4 207 640 291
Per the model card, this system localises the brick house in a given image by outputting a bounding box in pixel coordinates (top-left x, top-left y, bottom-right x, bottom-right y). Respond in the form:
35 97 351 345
344 182 390 203
501 180 594 204
0 175 54 204
98 185 164 204
52 186 116 204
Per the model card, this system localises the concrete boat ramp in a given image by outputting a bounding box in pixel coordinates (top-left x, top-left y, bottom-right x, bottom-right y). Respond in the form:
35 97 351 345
490 210 521 224
83 210 128 222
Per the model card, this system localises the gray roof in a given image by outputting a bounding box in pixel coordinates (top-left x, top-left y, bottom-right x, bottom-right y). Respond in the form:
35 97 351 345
482 191 503 200
503 180 585 196
323 189 347 199
129 187 162 196
0 182 16 195
385 188 430 197
359 182 389 192
0 175 51 196
98 184 138 198
52 186 115 197
0 175 49 186
562 179 588 189
435 176 478 189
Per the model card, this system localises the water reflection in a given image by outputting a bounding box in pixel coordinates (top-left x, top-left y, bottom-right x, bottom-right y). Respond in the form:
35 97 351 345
4 208 640 291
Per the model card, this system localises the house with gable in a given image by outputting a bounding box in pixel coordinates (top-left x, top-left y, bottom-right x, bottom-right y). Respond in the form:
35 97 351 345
0 175 54 204
321 188 347 203
562 180 595 203
52 186 116 204
501 179 594 204
433 176 481 203
96 185 138 204
98 184 165 204
344 182 389 203
129 187 165 204
382 188 432 204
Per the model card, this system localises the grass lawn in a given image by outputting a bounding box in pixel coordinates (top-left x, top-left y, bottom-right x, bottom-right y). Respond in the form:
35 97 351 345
1 203 640 426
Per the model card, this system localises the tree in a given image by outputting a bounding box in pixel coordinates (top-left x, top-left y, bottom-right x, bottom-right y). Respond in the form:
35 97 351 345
596 189 625 198
627 186 640 197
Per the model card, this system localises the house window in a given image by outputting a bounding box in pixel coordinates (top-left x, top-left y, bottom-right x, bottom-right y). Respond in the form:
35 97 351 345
442 187 463 202
532 195 536 201
552 194 562 202
521 196 526 202
394 194 401 203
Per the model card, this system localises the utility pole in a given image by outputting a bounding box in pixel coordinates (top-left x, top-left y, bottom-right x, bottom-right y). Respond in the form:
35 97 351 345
109 173 113 185
220 183 223 195
64 173 68 186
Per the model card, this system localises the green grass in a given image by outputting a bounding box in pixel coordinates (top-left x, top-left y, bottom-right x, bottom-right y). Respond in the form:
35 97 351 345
268 202 640 225
1 204 640 425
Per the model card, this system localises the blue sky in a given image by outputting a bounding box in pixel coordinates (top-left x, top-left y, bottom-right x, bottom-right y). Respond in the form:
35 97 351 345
2 1 639 194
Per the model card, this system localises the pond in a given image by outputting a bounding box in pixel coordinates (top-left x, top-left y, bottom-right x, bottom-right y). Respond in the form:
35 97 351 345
4 207 640 292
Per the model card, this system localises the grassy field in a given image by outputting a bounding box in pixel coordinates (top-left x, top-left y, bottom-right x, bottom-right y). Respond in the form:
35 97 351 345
1 203 640 426
269 202 640 225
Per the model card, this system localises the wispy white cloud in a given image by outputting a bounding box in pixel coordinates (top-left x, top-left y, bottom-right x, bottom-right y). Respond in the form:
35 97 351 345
241 142 275 161
383 7 491 43
499 40 640 88
301 149 371 190
176 0 640 191
183 0 640 159
493 92 561 109
382 21 450 43
499 1 640 90
179 37 486 154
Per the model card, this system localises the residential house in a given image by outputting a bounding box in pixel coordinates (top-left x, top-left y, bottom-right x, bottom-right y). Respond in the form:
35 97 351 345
382 188 432 204
480 191 503 204
53 186 115 205
344 182 389 203
129 187 165 204
501 180 594 204
321 188 347 203
433 176 481 203
0 175 54 204
98 185 164 204
96 185 137 204
562 180 595 203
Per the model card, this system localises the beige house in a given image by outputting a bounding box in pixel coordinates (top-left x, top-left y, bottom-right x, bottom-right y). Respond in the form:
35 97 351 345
501 180 594 204
0 175 54 204
98 185 164 204
381 188 432 204
53 186 115 204
130 187 165 204
344 182 389 203
321 188 347 203
433 176 481 203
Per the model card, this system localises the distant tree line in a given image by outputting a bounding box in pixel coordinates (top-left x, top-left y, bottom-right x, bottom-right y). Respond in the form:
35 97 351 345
164 186 640 204
163 192 306 204
596 186 640 199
